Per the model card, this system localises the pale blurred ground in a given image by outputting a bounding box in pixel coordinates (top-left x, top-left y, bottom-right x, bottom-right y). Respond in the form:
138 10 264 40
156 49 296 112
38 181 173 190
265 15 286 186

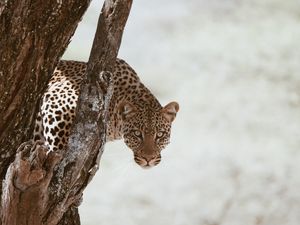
63 0 300 224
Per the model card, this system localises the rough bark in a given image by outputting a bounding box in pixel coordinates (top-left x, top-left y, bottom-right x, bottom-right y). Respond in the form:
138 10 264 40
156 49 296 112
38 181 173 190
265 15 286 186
0 0 133 224
0 0 92 195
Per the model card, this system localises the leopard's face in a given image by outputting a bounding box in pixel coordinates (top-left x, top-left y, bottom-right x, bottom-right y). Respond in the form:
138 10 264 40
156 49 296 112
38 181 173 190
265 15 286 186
120 101 179 169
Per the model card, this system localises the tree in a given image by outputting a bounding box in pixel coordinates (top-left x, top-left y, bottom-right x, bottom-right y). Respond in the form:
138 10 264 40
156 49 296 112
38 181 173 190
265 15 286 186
0 0 132 224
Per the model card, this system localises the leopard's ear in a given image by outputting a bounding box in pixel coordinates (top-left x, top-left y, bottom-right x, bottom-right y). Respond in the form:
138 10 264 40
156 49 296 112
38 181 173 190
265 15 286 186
119 102 136 120
161 101 179 122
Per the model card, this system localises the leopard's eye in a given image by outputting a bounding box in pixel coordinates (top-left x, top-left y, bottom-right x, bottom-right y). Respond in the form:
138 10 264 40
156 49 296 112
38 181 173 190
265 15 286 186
156 132 163 138
134 130 142 137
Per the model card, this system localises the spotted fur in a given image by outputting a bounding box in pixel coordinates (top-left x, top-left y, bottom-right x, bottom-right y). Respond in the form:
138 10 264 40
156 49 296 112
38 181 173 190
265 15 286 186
34 58 179 168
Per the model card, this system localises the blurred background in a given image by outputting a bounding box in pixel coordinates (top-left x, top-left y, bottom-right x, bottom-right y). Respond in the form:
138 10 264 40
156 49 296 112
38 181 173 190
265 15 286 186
63 0 300 224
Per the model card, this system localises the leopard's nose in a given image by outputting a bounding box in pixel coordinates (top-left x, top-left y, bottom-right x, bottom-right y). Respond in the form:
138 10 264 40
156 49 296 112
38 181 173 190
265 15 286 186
142 155 155 162
142 155 161 168
133 154 161 168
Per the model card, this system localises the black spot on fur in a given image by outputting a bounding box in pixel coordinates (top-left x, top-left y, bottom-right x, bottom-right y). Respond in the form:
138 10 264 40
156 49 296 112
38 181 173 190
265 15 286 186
47 137 53 145
49 118 55 125
58 121 65 129
63 114 70 121
54 137 60 146
58 130 65 137
50 128 57 136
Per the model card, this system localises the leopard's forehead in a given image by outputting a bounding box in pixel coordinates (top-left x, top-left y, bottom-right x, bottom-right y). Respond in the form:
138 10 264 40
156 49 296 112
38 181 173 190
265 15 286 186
128 107 170 132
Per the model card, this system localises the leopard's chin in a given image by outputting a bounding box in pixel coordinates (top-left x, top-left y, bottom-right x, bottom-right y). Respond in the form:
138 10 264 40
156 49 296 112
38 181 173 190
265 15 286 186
134 160 154 169
140 164 154 169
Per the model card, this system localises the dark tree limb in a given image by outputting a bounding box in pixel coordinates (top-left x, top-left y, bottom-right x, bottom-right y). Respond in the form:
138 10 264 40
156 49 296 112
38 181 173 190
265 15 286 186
0 0 133 224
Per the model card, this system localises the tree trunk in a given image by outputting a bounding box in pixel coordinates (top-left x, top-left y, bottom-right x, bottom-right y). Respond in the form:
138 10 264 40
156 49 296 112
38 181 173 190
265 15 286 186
0 0 132 224
0 0 92 195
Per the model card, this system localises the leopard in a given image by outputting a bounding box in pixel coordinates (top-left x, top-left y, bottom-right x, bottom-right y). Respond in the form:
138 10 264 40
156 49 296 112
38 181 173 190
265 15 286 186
34 58 179 168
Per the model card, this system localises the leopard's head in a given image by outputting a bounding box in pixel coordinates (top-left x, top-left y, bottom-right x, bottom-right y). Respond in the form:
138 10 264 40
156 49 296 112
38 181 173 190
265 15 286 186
119 101 179 169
